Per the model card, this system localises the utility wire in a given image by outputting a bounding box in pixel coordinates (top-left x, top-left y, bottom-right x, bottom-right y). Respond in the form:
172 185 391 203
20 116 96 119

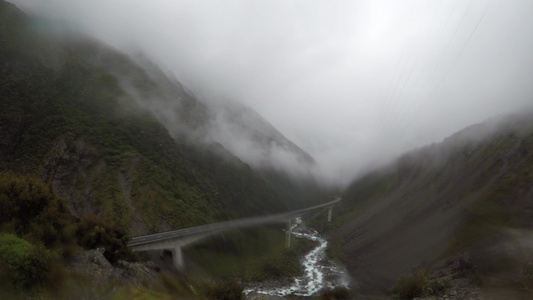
382 0 443 134
393 0 461 134
443 0 493 80
403 0 494 137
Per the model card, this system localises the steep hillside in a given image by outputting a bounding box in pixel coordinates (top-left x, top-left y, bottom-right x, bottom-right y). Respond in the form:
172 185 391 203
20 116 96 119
0 0 289 236
61 36 325 208
330 112 533 297
209 103 315 170
209 103 327 208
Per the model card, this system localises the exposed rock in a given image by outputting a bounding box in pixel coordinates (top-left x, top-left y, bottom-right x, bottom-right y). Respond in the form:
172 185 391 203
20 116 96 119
118 156 151 236
114 259 159 286
69 248 118 286
41 138 103 218
41 138 153 235
68 248 160 292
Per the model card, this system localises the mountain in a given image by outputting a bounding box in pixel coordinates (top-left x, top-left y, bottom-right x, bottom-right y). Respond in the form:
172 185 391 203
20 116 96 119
208 103 315 170
0 0 321 238
54 24 325 209
208 103 327 208
328 111 533 298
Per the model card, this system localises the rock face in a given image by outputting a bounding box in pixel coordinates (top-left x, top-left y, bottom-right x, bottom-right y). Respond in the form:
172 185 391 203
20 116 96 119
69 248 117 285
68 248 159 296
39 139 152 235
41 139 103 218
118 156 151 236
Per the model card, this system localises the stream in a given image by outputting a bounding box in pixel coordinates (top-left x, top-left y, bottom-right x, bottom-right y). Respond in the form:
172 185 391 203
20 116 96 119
244 218 351 298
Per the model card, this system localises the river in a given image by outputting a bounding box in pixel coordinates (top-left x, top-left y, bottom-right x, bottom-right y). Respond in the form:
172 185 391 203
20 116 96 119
244 218 351 298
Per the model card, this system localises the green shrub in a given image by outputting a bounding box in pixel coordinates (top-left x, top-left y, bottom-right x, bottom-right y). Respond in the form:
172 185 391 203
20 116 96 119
0 234 56 289
425 276 452 296
0 172 56 231
390 272 427 300
390 271 453 299
76 214 135 263
0 172 76 249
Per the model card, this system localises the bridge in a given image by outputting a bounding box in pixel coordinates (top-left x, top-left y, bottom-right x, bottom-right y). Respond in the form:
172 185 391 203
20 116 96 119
127 197 341 269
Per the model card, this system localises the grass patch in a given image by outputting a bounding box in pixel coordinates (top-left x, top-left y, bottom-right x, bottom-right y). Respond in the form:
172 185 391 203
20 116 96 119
442 184 521 259
203 280 244 300
185 225 317 282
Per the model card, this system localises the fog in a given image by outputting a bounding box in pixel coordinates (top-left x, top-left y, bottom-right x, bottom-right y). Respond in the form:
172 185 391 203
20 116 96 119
11 0 533 184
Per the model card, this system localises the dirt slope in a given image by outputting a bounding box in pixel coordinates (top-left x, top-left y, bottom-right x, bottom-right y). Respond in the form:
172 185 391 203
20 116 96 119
332 112 533 297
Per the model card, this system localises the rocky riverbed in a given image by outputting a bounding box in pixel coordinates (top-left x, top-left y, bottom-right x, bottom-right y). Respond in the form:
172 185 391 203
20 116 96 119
244 218 351 298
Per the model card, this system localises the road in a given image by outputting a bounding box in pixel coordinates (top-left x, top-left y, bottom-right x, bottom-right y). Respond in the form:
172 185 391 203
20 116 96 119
128 197 341 247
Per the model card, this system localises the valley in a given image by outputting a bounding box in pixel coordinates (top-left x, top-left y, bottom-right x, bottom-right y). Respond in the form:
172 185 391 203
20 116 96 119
1 1 533 299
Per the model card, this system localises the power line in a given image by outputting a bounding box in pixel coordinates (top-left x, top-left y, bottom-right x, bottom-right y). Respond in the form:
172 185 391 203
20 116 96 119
392 0 462 133
443 0 494 80
402 0 494 138
382 0 444 135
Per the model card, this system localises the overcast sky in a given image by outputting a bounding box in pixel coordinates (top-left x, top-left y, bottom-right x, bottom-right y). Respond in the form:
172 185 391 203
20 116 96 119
11 0 533 184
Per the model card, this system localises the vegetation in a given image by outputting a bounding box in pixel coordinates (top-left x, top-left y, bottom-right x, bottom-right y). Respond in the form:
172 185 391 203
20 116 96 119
76 214 136 263
0 173 66 295
389 271 451 300
0 2 327 297
204 280 244 300
0 234 58 290
0 0 291 238
0 171 75 249
185 225 317 282
0 171 140 296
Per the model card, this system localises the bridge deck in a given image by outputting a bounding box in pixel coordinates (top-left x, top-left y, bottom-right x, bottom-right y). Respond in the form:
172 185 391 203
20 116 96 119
128 197 341 247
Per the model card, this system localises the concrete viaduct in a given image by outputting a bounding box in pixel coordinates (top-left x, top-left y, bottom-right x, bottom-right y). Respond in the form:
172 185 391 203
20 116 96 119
127 197 341 269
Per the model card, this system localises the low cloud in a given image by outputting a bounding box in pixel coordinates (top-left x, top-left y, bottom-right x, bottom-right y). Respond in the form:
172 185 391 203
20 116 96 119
11 0 533 184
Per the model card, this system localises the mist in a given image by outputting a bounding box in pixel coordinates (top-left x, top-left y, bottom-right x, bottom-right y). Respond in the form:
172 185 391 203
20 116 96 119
11 0 533 185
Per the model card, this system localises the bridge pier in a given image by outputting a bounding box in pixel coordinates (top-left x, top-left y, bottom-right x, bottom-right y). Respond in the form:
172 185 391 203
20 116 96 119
128 198 342 269
170 247 184 270
285 220 292 248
